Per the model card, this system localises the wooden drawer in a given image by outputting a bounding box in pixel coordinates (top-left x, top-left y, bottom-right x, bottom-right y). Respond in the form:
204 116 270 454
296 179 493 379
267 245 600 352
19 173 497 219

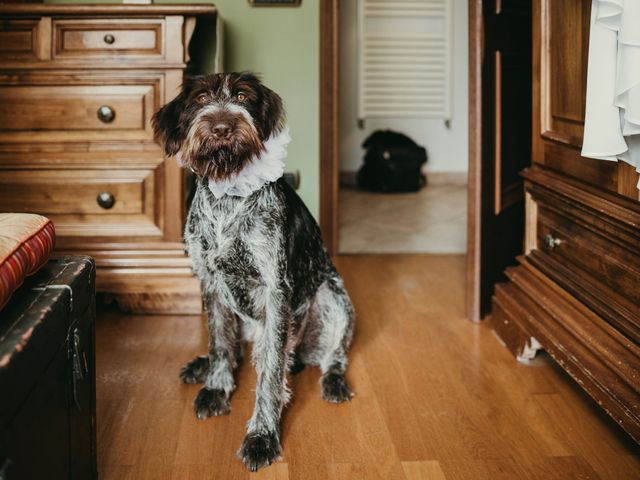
52 18 164 61
0 168 163 238
0 18 49 62
524 171 640 342
535 204 640 307
0 84 153 132
0 71 162 143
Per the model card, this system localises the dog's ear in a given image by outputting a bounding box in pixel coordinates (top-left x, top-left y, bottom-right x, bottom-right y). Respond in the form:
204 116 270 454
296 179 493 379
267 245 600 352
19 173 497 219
152 77 196 156
260 83 285 139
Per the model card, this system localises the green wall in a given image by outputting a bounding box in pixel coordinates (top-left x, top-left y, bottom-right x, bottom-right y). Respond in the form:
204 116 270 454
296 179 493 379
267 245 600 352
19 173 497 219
204 0 320 217
46 0 321 218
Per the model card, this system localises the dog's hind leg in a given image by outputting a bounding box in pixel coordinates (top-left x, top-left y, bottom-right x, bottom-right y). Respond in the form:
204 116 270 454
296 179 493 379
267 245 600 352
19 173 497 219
179 355 209 384
288 349 306 375
300 277 355 404
192 293 241 419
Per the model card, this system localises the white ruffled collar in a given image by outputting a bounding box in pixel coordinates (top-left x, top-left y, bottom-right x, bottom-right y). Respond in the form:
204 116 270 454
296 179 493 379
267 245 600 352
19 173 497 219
205 126 291 199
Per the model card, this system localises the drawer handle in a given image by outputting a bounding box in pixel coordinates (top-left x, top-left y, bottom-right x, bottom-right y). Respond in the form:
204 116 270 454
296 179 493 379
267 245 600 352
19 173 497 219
543 234 562 250
97 105 116 124
103 33 115 45
97 192 116 210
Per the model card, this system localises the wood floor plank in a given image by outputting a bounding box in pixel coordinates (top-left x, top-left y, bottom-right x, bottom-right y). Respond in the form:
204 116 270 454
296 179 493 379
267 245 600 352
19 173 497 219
401 460 447 480
536 392 640 479
97 465 135 480
95 255 640 480
252 462 289 480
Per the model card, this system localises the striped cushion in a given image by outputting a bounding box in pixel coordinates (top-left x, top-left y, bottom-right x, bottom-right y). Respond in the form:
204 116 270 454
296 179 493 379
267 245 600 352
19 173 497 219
0 213 55 311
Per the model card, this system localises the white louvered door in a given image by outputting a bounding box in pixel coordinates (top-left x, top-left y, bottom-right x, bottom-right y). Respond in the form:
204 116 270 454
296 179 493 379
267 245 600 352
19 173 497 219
357 0 452 120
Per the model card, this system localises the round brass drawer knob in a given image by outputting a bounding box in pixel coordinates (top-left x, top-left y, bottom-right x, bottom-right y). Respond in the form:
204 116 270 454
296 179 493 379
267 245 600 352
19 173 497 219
97 105 115 124
97 192 116 210
103 33 115 45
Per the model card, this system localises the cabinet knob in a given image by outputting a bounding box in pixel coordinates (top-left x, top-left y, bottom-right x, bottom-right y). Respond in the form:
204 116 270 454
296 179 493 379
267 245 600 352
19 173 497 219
97 192 116 210
543 234 562 250
97 105 115 124
103 33 115 45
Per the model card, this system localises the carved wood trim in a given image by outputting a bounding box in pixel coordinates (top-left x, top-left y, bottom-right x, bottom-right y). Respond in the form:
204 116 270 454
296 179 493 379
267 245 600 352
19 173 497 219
37 17 51 61
182 16 196 65
528 249 640 343
524 191 537 254
101 276 202 315
0 4 217 16
618 162 640 200
493 49 502 215
493 257 640 443
490 283 542 360
466 0 483 321
522 167 640 227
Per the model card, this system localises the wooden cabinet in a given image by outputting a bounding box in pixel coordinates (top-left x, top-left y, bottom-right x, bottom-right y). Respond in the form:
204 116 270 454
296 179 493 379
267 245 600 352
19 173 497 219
489 0 640 443
0 4 217 313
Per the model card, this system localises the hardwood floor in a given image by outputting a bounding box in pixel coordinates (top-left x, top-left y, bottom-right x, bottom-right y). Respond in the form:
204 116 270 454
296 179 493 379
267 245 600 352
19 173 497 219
95 255 640 479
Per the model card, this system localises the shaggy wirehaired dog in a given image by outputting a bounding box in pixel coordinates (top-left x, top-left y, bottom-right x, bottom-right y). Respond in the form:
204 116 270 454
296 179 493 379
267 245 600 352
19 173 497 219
152 72 355 471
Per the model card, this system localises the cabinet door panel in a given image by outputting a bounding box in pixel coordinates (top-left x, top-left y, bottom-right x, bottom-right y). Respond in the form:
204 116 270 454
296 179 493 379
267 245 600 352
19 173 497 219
534 0 639 197
545 0 589 145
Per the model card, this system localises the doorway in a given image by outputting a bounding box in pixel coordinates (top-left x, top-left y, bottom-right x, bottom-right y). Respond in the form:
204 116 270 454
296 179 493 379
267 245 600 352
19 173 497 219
336 0 468 255
319 0 532 321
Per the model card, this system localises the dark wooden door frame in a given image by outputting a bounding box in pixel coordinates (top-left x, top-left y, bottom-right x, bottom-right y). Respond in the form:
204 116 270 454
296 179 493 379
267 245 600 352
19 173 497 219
466 0 531 322
467 0 483 321
319 0 339 255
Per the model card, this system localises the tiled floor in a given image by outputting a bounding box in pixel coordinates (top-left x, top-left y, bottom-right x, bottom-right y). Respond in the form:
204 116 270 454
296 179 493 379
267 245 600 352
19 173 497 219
338 185 467 254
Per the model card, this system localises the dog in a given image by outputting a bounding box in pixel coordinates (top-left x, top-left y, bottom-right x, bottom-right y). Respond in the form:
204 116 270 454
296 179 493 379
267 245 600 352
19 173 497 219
152 72 355 471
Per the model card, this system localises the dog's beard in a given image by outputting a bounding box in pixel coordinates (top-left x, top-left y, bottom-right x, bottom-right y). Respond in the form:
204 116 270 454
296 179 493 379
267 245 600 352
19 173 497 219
192 145 249 180
181 121 265 180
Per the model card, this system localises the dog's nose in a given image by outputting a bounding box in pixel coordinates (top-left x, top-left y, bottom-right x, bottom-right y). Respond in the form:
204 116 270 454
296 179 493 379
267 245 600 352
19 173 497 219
212 123 232 139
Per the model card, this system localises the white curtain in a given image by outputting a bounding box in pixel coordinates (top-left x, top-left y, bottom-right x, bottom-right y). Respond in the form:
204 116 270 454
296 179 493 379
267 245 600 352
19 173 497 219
582 0 640 188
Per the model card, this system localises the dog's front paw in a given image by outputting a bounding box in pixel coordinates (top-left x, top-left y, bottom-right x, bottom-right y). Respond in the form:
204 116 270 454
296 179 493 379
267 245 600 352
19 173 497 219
321 372 353 404
237 431 281 472
193 387 230 419
179 355 209 384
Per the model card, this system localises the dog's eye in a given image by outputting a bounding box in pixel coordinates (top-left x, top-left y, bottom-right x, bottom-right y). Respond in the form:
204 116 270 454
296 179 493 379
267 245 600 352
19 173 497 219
196 93 209 104
236 92 247 102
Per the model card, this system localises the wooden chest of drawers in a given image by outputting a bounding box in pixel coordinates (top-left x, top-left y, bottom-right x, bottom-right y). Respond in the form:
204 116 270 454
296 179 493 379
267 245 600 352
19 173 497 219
0 4 217 313
488 0 640 443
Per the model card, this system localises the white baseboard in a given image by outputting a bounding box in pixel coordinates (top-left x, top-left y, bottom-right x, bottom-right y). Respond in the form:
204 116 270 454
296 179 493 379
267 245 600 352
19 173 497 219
427 171 468 186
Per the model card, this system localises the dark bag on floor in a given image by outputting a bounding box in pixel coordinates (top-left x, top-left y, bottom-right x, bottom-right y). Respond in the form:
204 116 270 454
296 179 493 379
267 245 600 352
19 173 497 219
357 130 428 193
